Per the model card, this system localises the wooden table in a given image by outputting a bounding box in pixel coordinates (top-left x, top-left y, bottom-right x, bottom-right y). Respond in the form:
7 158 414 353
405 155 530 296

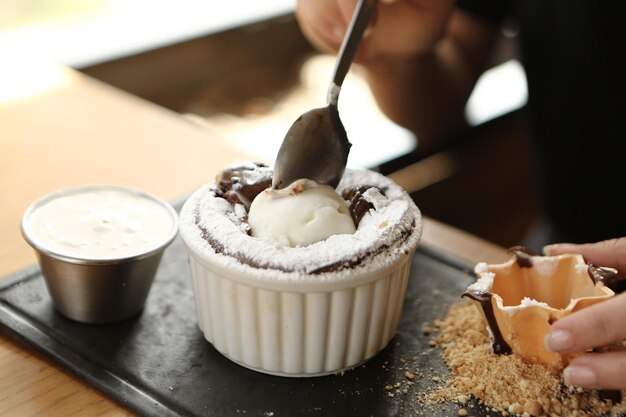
0 58 508 416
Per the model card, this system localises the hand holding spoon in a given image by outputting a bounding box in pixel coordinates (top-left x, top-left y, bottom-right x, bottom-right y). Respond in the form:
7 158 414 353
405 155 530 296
272 0 378 189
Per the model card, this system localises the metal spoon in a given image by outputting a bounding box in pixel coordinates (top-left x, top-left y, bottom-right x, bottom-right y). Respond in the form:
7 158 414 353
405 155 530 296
272 0 378 189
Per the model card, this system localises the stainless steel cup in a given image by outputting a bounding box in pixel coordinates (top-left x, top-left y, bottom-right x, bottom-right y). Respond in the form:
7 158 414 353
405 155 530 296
21 185 178 324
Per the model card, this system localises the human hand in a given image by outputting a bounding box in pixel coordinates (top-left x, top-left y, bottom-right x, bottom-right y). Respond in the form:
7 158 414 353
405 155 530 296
295 0 455 63
543 238 626 390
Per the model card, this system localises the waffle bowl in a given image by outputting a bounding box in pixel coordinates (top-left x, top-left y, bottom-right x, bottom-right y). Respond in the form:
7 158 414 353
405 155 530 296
463 247 616 367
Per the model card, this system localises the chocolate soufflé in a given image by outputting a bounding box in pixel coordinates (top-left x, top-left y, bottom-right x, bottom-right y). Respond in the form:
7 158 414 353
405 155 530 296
179 162 422 376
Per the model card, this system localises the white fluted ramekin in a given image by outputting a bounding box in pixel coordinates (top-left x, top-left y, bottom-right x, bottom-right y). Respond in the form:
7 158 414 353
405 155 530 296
179 168 421 377
184 246 415 376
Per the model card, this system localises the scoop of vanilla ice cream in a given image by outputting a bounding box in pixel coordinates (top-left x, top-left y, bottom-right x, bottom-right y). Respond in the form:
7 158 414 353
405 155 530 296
248 179 356 247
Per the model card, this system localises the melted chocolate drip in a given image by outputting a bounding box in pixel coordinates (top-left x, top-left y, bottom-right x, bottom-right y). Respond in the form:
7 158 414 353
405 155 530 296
462 289 512 355
342 185 384 226
588 263 624 291
508 246 536 268
215 163 272 211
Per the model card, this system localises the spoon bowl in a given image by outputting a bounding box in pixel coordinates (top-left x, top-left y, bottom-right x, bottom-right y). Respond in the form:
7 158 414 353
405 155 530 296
272 0 377 189
272 105 350 189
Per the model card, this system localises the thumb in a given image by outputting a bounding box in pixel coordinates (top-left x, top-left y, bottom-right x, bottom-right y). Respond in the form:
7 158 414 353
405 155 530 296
544 238 626 275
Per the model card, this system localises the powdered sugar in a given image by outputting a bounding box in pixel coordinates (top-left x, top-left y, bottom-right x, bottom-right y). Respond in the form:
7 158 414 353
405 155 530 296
179 167 421 282
468 272 495 292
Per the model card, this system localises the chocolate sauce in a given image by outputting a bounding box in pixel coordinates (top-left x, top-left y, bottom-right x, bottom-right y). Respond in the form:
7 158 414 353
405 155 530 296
342 185 384 226
507 246 536 268
547 314 558 325
462 289 512 355
342 185 372 201
215 163 272 211
588 263 624 290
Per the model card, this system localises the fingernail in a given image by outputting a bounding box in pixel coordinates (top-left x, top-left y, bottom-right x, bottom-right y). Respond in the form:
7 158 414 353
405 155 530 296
542 244 557 256
544 329 574 351
564 365 597 387
380 0 396 4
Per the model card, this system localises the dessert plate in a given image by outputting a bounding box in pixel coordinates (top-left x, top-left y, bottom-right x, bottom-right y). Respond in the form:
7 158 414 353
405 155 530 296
0 204 503 417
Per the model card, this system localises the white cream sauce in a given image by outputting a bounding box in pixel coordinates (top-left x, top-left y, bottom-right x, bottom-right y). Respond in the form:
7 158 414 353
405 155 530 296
26 188 175 259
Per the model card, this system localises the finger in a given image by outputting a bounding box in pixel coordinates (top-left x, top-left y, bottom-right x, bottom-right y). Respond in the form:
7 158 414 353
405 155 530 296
296 0 346 53
564 352 626 390
336 0 359 26
331 0 379 62
336 0 378 38
544 238 626 275
545 292 626 353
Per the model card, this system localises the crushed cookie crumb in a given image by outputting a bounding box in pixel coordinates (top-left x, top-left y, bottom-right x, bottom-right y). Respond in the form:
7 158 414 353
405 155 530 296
419 301 626 417
523 399 544 416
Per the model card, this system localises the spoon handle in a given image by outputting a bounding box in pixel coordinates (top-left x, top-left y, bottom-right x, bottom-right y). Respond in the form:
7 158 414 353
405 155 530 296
328 0 378 105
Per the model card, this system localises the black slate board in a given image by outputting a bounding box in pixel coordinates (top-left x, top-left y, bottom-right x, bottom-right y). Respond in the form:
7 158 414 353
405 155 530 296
0 222 492 417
